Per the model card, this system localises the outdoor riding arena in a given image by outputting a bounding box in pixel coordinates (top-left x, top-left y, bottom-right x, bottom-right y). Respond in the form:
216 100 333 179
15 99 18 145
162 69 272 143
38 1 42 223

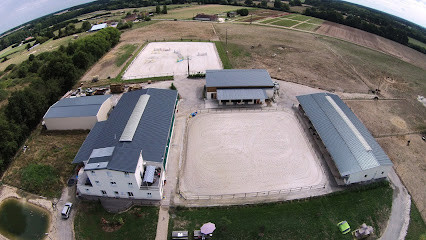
179 110 327 199
122 42 222 80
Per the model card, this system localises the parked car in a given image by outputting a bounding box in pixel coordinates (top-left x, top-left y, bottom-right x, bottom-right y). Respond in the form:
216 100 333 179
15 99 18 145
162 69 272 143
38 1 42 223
61 202 73 219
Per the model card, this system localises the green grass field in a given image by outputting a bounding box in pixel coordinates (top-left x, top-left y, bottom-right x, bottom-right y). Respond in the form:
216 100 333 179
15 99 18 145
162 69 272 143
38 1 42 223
260 18 280 24
115 44 138 66
169 183 393 239
287 14 312 21
406 202 426 240
307 17 324 25
270 19 299 27
280 14 297 18
293 22 319 31
152 5 253 20
0 41 36 59
75 203 159 240
408 37 426 49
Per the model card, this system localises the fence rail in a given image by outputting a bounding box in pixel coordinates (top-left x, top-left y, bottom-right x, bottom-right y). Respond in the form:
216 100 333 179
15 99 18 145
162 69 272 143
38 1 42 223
180 183 326 200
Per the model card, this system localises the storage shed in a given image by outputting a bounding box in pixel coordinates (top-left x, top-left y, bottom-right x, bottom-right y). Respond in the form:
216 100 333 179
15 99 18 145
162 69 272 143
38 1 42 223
297 93 393 185
43 95 112 130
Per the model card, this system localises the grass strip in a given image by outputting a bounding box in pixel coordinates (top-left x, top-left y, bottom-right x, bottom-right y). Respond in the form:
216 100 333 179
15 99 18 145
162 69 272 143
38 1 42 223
115 44 138 67
115 42 148 81
169 182 393 240
214 41 232 69
406 201 426 240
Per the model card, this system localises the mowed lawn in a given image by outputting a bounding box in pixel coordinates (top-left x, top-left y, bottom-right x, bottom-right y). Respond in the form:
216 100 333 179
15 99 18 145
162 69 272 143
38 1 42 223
169 183 393 240
75 203 159 240
152 5 253 19
270 19 299 27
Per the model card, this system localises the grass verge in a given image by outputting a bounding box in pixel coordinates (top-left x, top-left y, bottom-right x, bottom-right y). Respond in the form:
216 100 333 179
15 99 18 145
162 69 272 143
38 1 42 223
1 126 88 197
406 201 426 240
124 76 174 84
169 182 393 240
214 41 232 69
115 44 138 67
115 42 148 81
74 202 159 240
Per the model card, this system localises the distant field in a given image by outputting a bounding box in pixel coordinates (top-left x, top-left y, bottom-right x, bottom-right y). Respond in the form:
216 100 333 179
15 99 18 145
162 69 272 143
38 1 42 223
287 14 312 21
260 18 280 24
0 41 36 59
409 37 426 49
307 17 324 25
152 4 251 20
270 19 299 27
294 22 320 31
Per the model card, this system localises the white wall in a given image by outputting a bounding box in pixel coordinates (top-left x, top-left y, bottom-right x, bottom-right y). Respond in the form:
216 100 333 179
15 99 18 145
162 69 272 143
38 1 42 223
345 165 392 184
44 116 97 130
96 98 112 121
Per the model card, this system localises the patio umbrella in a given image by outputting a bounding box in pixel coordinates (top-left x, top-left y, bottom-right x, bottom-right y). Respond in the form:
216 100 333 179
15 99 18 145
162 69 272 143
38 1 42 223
201 222 216 234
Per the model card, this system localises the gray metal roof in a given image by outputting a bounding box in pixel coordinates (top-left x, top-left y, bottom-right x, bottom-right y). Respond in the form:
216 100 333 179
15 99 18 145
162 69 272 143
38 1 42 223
217 89 267 100
43 95 111 119
296 93 392 176
73 88 178 172
206 69 274 88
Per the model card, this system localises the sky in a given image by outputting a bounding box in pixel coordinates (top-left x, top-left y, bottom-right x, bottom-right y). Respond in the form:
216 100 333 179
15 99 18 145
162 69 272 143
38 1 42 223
0 0 425 34
343 0 426 28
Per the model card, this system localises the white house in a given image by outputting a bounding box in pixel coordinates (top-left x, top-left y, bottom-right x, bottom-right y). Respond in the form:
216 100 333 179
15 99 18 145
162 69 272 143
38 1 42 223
43 95 112 130
297 93 393 185
205 69 276 105
73 88 178 200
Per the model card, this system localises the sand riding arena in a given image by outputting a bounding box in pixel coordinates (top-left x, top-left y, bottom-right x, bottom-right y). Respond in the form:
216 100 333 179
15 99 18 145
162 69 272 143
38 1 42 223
179 110 327 199
122 42 222 80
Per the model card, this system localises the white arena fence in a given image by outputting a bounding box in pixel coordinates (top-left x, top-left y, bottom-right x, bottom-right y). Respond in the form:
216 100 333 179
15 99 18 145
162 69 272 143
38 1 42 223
122 71 206 80
179 107 330 201
180 183 327 200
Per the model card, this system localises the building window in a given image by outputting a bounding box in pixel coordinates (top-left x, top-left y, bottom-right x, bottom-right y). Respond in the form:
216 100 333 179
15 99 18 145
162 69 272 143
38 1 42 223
124 172 130 178
91 170 96 175
128 182 133 187
147 192 152 198
128 192 134 197
364 175 368 178
86 189 89 192
95 181 100 185
381 171 384 174
114 191 119 195
107 171 112 177
101 190 107 195
110 182 117 186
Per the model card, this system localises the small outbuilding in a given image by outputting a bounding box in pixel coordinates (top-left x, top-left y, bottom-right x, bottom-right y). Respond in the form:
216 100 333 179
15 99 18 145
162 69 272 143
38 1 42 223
194 14 218 21
43 95 112 130
297 93 393 185
205 69 275 105
89 23 107 32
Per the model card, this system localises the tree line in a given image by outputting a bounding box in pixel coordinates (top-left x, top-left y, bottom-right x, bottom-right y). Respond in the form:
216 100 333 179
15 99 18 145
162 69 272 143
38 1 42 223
0 27 121 173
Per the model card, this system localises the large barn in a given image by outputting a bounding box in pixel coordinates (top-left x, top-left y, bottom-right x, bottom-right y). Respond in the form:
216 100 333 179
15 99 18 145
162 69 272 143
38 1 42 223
73 88 178 200
297 93 393 185
43 95 112 130
205 69 275 105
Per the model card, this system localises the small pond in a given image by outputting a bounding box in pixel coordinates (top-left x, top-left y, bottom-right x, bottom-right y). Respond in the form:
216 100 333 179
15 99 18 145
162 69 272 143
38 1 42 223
0 198 49 240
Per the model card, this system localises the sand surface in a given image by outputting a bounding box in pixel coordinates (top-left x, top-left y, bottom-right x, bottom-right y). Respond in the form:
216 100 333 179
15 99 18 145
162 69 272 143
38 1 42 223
180 111 326 196
123 42 222 79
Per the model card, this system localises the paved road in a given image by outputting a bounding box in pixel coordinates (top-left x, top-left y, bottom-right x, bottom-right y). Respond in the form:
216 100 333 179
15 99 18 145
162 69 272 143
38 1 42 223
53 186 77 240
379 169 411 240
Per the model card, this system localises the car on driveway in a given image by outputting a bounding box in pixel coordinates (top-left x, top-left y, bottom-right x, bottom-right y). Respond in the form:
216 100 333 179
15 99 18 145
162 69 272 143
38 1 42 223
61 202 73 219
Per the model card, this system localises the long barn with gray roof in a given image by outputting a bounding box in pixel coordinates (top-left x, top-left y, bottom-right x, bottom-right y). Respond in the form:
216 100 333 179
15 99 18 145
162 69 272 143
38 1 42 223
74 88 178 200
297 93 393 185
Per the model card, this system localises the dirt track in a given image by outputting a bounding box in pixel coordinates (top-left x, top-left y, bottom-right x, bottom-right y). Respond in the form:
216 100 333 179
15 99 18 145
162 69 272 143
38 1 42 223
316 22 426 70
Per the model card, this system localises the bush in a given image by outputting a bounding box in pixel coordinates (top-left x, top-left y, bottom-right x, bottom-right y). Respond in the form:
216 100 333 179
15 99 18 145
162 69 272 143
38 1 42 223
145 16 151 21
0 89 9 101
5 64 16 72
21 164 59 193
237 8 249 16
170 83 177 90
188 72 206 78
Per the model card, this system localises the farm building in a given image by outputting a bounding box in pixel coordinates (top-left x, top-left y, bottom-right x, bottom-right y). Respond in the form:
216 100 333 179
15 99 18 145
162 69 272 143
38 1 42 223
297 93 393 185
206 69 275 105
43 95 112 130
194 13 218 21
73 88 178 201
89 23 107 32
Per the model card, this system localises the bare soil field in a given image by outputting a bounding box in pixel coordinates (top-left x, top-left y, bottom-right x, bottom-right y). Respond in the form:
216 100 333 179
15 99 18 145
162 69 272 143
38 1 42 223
180 111 326 197
377 135 426 220
121 21 218 43
345 100 425 137
80 42 140 82
316 22 426 70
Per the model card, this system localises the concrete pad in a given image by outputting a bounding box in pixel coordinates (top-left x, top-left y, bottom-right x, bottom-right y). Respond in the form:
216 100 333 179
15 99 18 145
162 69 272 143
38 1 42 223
123 42 222 79
180 111 326 197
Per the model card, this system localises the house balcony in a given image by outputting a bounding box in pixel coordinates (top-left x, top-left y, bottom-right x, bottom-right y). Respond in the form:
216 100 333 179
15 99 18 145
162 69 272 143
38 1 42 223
140 166 162 190
77 167 93 187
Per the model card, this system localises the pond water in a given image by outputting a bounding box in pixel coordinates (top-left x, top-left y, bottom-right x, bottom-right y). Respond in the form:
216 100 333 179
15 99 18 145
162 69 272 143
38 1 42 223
0 198 49 240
